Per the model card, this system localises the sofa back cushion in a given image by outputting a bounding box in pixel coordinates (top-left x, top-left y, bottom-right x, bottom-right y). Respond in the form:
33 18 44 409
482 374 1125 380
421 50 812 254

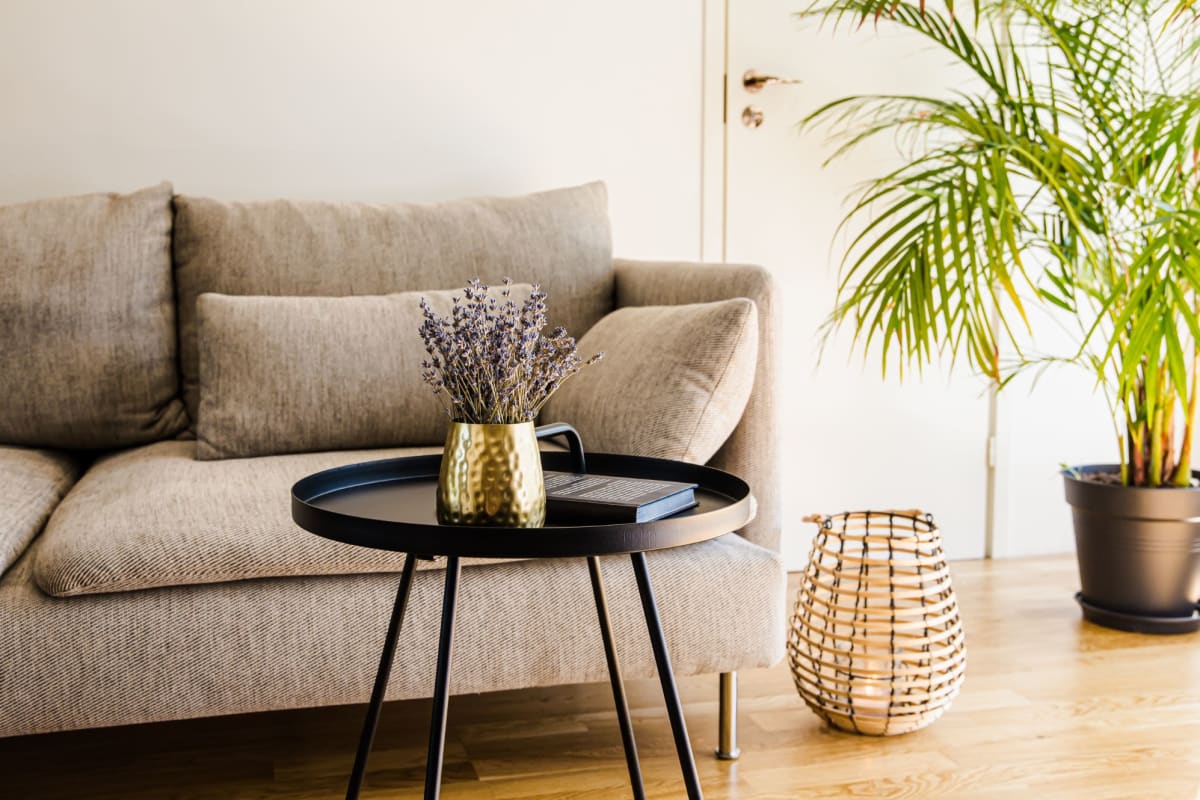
195 285 532 459
173 183 613 424
0 183 187 448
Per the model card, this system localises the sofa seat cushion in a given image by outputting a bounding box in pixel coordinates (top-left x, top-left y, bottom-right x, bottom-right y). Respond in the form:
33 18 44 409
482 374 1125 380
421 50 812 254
35 441 524 597
0 446 81 577
173 183 613 425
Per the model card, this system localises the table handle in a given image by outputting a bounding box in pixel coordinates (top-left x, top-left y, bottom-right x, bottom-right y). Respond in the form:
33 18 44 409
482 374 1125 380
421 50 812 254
535 422 586 474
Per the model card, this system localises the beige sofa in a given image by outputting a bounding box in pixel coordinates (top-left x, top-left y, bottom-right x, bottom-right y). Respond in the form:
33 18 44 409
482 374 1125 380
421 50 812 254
0 182 785 745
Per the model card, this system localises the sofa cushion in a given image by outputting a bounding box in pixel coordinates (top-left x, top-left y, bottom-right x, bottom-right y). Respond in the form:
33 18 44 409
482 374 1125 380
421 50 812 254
541 299 758 463
0 183 187 448
174 183 613 425
34 441 548 597
195 285 533 460
0 446 80 576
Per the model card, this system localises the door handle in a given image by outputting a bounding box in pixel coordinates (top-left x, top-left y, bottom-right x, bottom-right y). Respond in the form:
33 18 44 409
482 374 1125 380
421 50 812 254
742 69 802 94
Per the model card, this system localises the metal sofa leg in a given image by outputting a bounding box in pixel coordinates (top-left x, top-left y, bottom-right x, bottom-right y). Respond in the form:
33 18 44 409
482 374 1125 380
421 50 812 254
716 671 740 760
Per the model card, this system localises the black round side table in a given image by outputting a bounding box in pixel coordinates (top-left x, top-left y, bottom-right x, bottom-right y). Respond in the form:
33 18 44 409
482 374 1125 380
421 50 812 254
291 426 754 800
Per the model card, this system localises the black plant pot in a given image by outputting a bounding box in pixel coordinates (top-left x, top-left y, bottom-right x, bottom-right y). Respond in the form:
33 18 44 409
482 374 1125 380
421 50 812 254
1063 465 1200 634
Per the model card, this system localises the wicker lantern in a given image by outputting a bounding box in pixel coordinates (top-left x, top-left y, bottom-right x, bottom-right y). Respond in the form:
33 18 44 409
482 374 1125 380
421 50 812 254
787 510 966 736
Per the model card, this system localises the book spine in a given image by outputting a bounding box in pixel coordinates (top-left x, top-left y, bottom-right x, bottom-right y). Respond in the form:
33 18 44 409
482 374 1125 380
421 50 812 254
545 499 633 524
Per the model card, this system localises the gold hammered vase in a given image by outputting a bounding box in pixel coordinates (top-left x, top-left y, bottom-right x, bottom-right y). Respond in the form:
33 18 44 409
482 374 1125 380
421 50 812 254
436 422 546 527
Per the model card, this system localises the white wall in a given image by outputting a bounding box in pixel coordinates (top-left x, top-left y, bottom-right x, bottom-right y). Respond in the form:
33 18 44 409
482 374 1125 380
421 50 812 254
0 0 707 260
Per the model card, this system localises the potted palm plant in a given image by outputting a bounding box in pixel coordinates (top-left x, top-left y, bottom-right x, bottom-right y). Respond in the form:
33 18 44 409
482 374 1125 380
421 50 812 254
804 0 1200 631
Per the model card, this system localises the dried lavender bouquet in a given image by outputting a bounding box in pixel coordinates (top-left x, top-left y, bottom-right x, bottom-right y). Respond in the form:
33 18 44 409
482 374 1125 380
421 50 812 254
419 278 601 424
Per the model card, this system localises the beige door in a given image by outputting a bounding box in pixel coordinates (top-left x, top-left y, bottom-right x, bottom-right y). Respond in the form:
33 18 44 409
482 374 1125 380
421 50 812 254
721 6 991 566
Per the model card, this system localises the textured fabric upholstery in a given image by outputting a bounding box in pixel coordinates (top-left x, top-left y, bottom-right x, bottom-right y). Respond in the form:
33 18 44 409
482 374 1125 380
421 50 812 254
0 446 80 577
613 260 780 552
542 299 757 464
174 183 613 424
0 182 785 739
0 183 187 448
1 534 785 737
34 441 544 597
195 285 531 459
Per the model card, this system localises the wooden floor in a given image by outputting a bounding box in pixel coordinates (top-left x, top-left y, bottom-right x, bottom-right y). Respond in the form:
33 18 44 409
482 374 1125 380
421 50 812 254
4 555 1200 799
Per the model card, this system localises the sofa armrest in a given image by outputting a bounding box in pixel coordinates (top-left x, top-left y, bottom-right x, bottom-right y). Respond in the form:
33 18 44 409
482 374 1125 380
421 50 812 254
613 259 780 553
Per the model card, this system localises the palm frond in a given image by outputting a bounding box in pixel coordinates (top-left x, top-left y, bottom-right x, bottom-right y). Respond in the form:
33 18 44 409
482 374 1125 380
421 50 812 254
803 0 1200 485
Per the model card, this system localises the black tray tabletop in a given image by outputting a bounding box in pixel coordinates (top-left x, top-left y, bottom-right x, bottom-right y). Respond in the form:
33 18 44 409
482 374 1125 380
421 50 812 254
291 451 755 559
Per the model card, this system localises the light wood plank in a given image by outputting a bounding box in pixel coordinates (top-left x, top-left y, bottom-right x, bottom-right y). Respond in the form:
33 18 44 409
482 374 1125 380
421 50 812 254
3 555 1200 799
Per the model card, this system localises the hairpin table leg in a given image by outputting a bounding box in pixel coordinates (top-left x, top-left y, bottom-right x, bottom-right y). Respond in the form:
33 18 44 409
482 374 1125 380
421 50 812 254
345 554 417 800
631 551 704 800
423 555 461 800
587 556 646 799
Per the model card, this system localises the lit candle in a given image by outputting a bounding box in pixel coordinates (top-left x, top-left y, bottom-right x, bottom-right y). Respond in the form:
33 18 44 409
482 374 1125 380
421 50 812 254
852 658 891 714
